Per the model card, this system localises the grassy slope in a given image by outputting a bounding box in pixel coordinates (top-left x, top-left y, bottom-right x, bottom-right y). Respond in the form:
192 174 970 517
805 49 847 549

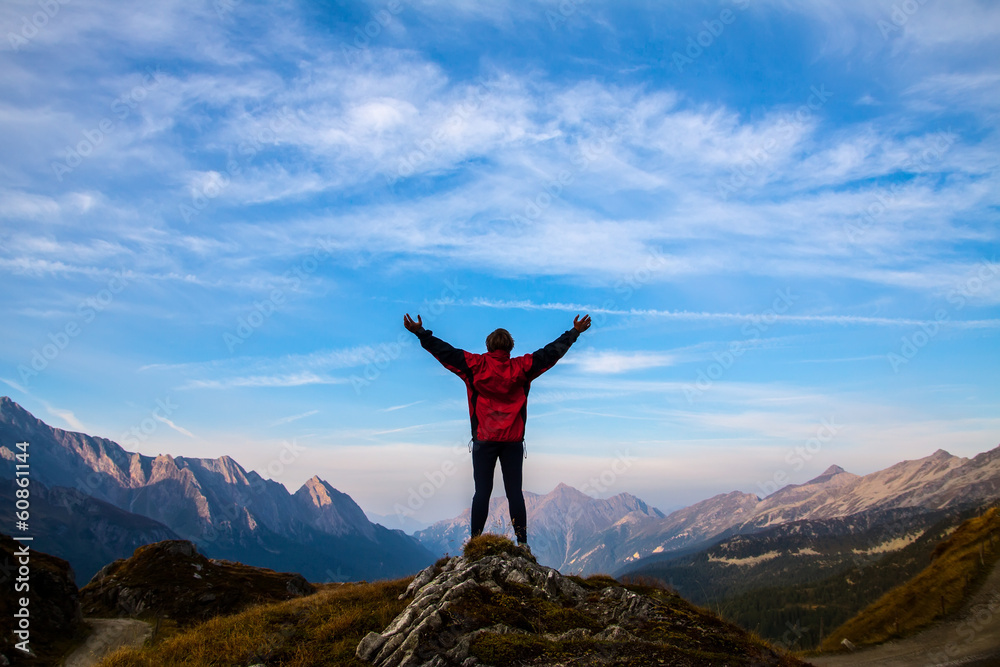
97 578 412 667
715 509 969 649
818 505 1000 652
96 536 804 667
80 540 315 626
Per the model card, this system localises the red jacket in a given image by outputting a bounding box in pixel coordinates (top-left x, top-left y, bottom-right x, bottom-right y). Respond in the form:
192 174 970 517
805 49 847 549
415 327 580 442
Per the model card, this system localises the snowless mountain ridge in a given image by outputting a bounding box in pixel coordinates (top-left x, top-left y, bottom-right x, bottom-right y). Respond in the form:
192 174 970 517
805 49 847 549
419 444 1000 575
2 395 997 579
0 396 375 539
0 396 433 582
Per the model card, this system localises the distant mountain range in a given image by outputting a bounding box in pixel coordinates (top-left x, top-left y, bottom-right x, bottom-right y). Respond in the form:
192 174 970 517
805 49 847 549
417 444 1000 576
3 394 997 593
365 510 430 534
0 397 434 585
623 505 960 601
414 482 664 569
411 439 999 649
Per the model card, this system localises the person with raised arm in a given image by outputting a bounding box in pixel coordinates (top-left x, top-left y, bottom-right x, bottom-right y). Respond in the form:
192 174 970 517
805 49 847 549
403 313 591 550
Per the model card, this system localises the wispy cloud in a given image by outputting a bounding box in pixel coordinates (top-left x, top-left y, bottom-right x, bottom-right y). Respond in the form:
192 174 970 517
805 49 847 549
268 410 320 427
793 355 885 364
141 345 384 374
153 413 195 438
380 400 425 412
45 405 84 431
0 379 29 395
467 298 1000 328
563 350 677 374
0 379 85 431
180 373 348 390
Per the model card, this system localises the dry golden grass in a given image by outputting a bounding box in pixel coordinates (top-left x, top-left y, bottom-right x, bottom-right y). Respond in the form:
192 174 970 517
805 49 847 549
94 535 809 666
463 533 535 563
81 540 315 626
818 506 1000 652
96 578 410 667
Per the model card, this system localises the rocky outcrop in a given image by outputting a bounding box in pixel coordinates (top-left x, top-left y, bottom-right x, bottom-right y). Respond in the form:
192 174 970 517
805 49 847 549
357 537 804 667
80 540 315 625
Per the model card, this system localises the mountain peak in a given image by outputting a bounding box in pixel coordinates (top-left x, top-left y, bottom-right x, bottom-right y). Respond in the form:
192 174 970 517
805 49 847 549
0 396 40 424
293 477 375 538
0 399 432 583
546 483 594 504
298 476 336 505
803 464 857 486
206 454 251 484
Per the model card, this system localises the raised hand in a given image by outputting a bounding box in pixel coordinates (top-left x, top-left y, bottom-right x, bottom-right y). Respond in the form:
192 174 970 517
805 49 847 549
573 314 591 333
403 313 423 333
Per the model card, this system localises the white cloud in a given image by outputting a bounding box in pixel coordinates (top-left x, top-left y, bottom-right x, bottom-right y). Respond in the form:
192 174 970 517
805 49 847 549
0 378 29 395
180 373 349 390
466 298 1000 328
380 401 425 412
153 413 196 438
268 410 321 427
563 350 677 374
45 406 85 431
3 15 996 298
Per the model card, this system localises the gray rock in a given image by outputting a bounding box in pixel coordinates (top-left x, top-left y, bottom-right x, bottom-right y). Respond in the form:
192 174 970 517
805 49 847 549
87 559 124 585
401 562 439 600
356 546 796 667
550 627 591 641
504 569 529 586
594 624 637 641
160 540 197 558
356 631 386 661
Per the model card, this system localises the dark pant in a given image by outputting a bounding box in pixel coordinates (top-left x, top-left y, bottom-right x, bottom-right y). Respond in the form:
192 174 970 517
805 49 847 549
471 439 527 544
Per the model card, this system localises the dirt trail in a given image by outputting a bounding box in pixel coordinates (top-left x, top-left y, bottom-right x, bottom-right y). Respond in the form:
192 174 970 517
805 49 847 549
807 557 1000 667
61 618 153 667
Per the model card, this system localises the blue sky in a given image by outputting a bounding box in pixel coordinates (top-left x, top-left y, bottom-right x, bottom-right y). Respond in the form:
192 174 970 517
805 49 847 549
2 0 998 526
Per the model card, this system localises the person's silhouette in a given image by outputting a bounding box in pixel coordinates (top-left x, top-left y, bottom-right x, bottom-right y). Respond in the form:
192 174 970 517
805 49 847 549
404 313 591 546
